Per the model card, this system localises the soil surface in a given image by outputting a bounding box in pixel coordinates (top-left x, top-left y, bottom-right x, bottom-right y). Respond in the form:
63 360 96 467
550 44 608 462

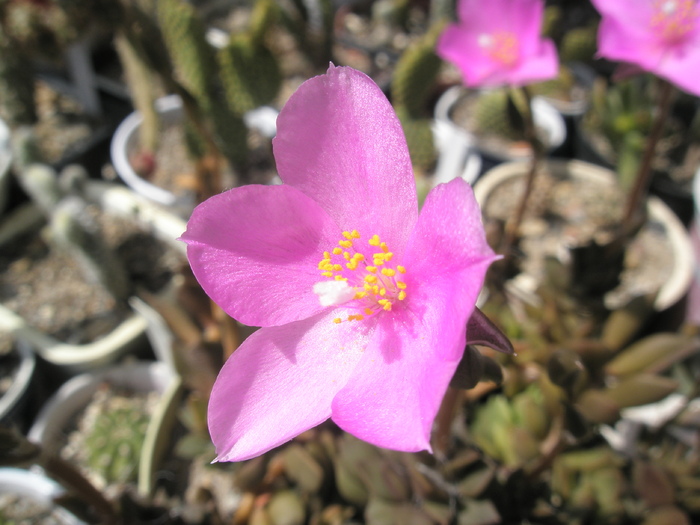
0 204 186 344
481 165 675 309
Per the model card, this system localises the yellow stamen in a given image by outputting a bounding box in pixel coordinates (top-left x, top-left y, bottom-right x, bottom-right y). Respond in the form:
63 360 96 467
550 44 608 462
354 292 367 299
384 252 393 261
335 275 347 281
373 259 385 266
379 288 386 296
321 271 333 277
339 240 352 248
342 231 354 240
397 281 407 289
333 318 342 324
346 260 358 270
368 235 381 246
343 252 351 261
318 258 330 269
364 307 373 315
397 266 406 274
398 291 407 301
332 264 343 272
364 275 377 283
350 230 361 239
381 268 396 277
323 251 331 259
332 247 343 255
366 266 377 273
353 253 365 261
380 242 389 253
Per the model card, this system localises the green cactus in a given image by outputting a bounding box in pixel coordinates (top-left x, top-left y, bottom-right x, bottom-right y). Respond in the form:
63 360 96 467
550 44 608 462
396 107 436 172
80 387 155 487
391 25 442 119
560 24 599 64
473 89 525 141
157 0 217 112
218 34 282 115
0 27 36 126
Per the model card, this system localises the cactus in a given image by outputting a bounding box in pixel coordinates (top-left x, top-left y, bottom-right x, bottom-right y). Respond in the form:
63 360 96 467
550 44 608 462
0 27 36 126
78 385 156 487
391 26 442 119
396 107 436 172
560 24 599 64
473 89 525 141
218 34 282 115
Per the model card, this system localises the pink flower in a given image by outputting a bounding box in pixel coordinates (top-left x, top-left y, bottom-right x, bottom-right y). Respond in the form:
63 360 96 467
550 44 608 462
591 0 700 96
182 66 498 462
436 0 558 87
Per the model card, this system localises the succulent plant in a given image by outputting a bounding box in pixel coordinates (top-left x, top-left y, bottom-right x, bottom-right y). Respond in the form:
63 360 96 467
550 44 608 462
559 23 599 64
78 385 155 487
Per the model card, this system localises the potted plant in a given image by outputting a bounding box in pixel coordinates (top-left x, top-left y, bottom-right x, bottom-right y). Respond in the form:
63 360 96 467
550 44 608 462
28 360 183 499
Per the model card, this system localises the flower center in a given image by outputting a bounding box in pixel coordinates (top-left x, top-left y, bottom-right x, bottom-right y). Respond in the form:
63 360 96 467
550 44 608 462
314 230 407 324
478 31 520 68
650 0 699 43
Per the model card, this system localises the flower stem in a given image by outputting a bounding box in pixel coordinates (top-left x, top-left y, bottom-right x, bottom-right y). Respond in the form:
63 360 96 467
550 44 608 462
621 79 675 234
500 85 542 257
432 386 462 460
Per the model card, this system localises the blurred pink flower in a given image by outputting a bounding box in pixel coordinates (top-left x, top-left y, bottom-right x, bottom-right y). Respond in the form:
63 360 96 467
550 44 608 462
182 66 498 462
436 0 558 87
591 0 700 96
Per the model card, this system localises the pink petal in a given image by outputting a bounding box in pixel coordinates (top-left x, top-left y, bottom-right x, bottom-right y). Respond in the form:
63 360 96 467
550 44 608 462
652 42 700 96
437 25 506 87
209 309 376 462
508 39 559 86
508 0 547 54
590 0 654 29
273 65 418 257
403 178 497 283
182 184 342 327
330 179 497 451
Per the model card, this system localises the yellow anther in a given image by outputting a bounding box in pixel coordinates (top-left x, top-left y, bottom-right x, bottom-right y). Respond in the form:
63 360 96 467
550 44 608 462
364 275 378 283
364 307 374 315
339 240 353 248
354 291 367 299
397 281 407 289
343 252 352 260
348 314 364 321
397 266 406 274
318 259 330 269
351 230 361 239
366 266 377 273
373 253 386 260
380 242 389 253
384 252 394 261
373 259 385 266
321 271 333 277
368 235 381 246
332 247 343 255
381 268 396 277
378 299 392 311
353 253 365 261
379 288 386 296
323 251 331 259
372 285 379 294
364 283 372 291
332 264 343 272
333 318 342 324
398 291 407 300
346 260 358 270
335 275 347 281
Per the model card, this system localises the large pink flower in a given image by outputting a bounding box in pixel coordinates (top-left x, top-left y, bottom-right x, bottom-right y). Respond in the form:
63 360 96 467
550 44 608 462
182 66 498 462
591 0 700 96
436 0 558 87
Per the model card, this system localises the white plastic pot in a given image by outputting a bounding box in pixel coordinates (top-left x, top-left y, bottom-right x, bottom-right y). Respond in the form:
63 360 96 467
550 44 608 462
0 468 87 524
474 159 693 312
29 361 183 497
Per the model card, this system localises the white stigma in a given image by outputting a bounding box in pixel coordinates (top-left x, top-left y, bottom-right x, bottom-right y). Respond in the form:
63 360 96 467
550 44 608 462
478 33 494 48
662 0 678 14
313 280 356 307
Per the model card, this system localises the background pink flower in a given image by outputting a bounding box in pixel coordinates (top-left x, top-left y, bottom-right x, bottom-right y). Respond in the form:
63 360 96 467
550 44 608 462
591 0 700 96
436 0 558 87
182 66 498 462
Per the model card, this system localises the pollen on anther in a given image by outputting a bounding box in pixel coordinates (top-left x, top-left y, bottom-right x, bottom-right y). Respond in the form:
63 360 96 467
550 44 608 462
398 291 407 301
353 253 365 261
380 242 389 253
333 318 342 324
354 292 367 299
350 230 361 239
343 252 351 261
346 260 358 270
335 275 347 281
321 271 333 277
364 307 373 315
339 240 353 248
397 266 406 274
379 288 386 296
365 275 378 283
332 247 343 255
368 235 381 246
332 264 343 271
342 231 354 240
381 268 396 277
397 281 407 289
